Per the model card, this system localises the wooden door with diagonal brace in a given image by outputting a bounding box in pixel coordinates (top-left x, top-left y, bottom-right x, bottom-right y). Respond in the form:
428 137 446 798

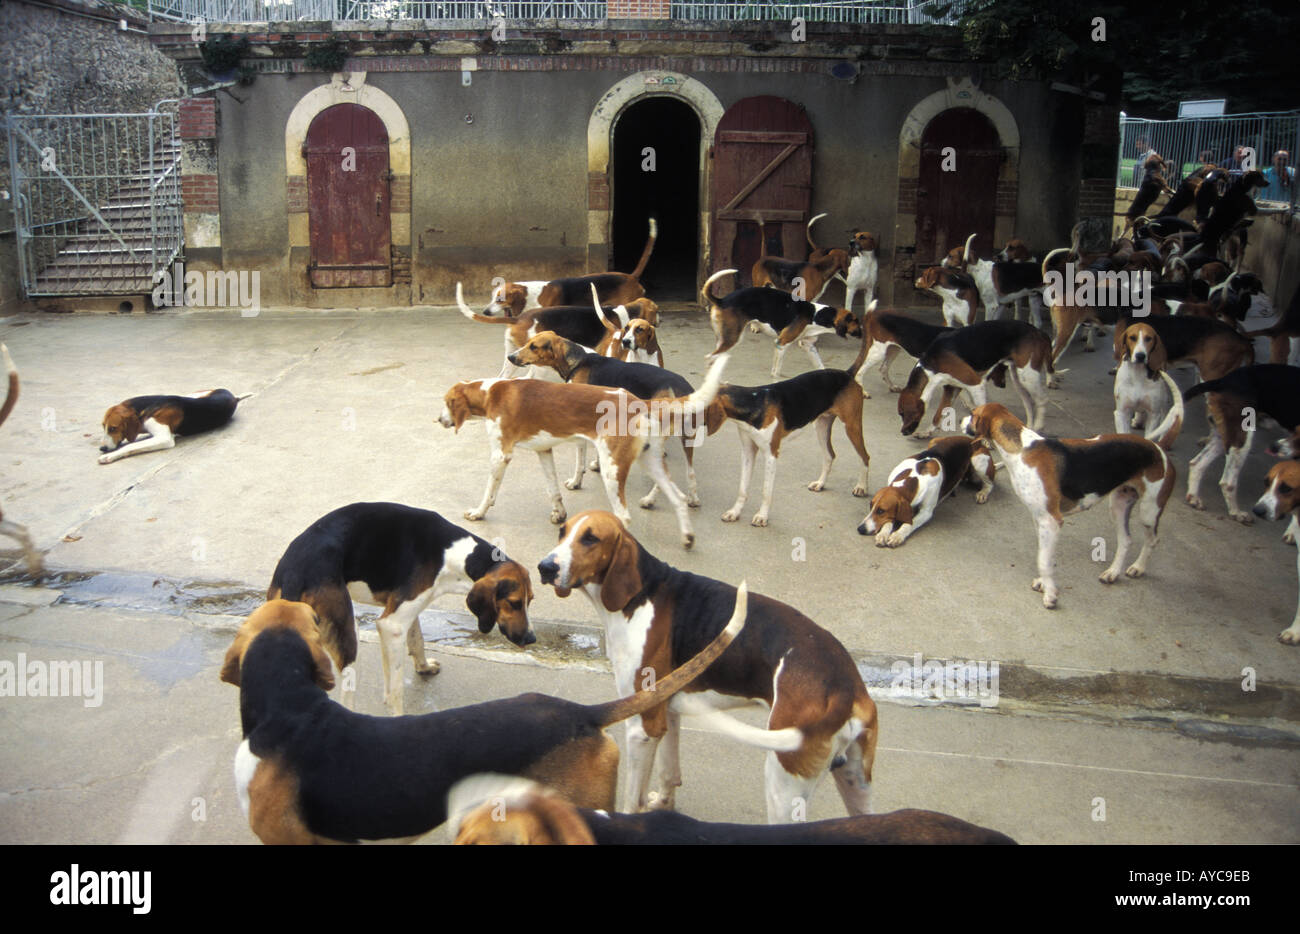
710 96 814 287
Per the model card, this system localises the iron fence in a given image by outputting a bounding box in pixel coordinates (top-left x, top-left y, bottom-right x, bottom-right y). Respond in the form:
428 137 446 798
1117 110 1300 209
145 0 955 20
6 102 183 297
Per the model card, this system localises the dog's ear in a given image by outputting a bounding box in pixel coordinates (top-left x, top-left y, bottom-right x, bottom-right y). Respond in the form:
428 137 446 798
466 575 499 634
599 529 642 613
119 409 143 443
704 398 727 436
528 793 597 845
448 388 470 432
1113 321 1132 362
1146 328 1167 374
893 496 915 528
219 629 250 686
560 338 587 380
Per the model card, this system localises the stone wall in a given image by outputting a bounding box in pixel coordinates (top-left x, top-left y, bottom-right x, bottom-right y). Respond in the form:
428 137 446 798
0 0 182 312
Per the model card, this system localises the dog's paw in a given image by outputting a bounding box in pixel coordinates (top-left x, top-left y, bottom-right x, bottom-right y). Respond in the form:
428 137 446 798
1279 626 1300 645
886 529 909 548
415 658 441 676
807 480 825 493
889 385 903 394
975 490 991 504
1185 494 1205 510
1284 528 1296 545
1230 510 1254 526
1099 568 1119 584
638 493 657 510
852 483 869 498
97 453 114 465
645 790 677 811
564 478 583 491
681 532 695 550
721 509 741 523
1084 345 1096 353
464 509 486 521
861 388 873 399
1124 565 1146 579
687 493 701 509
1041 591 1058 609
873 527 890 547
750 514 769 528
549 506 567 525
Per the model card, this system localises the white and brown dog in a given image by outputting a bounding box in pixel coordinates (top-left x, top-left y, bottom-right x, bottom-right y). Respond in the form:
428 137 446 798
806 213 878 314
481 219 656 317
914 265 979 327
858 436 995 547
537 511 878 824
99 388 244 464
962 385 1183 609
1113 322 1177 438
0 345 42 575
1252 459 1300 644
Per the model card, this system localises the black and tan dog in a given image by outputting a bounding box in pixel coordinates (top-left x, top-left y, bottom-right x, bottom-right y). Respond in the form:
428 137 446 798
449 774 1015 845
703 324 871 527
98 388 243 464
267 502 535 715
700 268 862 378
220 590 746 843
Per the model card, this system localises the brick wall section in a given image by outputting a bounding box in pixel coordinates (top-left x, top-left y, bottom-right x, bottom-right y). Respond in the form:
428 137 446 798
182 174 219 213
995 179 1017 217
608 0 670 17
178 98 217 139
1077 179 1116 219
286 176 307 213
392 246 411 285
896 177 918 215
389 175 411 213
588 173 610 210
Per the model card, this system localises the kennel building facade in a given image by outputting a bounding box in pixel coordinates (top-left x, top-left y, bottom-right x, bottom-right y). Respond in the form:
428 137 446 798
150 12 1118 309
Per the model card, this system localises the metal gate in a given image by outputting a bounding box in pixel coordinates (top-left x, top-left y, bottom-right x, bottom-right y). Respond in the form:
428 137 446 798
6 101 183 297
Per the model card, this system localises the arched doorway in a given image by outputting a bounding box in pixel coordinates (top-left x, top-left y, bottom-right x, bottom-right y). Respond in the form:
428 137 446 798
915 108 1001 264
612 97 700 299
304 103 391 288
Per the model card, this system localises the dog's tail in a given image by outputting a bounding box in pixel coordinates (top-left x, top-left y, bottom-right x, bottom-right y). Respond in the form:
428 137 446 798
590 582 748 728
1150 370 1184 451
628 218 658 279
456 283 514 324
700 269 736 307
1040 247 1070 283
963 232 977 265
591 283 630 333
806 212 827 252
1183 373 1245 405
0 344 18 430
846 309 872 380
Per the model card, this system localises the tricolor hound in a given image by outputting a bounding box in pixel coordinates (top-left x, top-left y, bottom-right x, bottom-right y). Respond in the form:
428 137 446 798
537 511 879 823
1183 365 1300 523
1114 322 1176 438
0 345 42 575
267 502 535 715
913 265 980 327
1110 314 1253 383
481 218 657 317
438 355 727 549
448 774 1015 845
1252 460 1300 644
456 283 658 378
220 591 745 843
943 234 1043 325
804 213 879 314
99 388 244 464
703 326 872 527
898 319 1054 439
699 269 862 378
858 435 995 547
962 385 1183 610
505 330 703 506
857 306 953 395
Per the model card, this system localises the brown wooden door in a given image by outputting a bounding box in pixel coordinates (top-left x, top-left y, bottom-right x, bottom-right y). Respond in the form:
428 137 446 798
710 96 814 286
916 108 1002 264
305 103 392 288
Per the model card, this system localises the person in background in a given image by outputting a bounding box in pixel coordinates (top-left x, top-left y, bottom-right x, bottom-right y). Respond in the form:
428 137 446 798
1133 136 1157 186
1222 144 1251 177
1261 150 1295 203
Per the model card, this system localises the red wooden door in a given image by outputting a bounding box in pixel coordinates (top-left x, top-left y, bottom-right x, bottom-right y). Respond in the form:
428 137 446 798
710 96 814 286
305 103 392 288
916 108 1002 264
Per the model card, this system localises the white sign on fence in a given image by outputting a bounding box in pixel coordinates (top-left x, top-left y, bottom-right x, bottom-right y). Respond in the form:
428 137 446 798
1177 99 1226 118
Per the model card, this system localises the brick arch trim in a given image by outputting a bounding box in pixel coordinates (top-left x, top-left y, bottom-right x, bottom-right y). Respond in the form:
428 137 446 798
284 73 411 250
586 71 724 271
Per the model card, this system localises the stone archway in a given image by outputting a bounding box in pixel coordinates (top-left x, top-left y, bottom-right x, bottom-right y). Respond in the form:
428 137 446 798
894 77 1021 293
587 72 724 281
284 73 411 279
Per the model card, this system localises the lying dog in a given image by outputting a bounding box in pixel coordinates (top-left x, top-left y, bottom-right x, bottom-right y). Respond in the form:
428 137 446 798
1252 460 1300 644
538 511 877 823
0 345 42 575
448 774 1015 845
456 283 658 378
700 269 861 378
481 218 656 317
267 502 535 715
220 590 745 843
858 435 995 547
962 385 1183 609
99 388 244 464
704 326 871 527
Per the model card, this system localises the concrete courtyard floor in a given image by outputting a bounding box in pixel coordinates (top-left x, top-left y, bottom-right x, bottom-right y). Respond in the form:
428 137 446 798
0 298 1297 844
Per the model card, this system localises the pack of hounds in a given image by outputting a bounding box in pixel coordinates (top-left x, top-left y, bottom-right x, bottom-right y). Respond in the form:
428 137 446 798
3 169 1297 845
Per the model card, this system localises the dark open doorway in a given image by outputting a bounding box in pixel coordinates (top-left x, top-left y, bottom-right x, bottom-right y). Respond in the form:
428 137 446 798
612 96 700 301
